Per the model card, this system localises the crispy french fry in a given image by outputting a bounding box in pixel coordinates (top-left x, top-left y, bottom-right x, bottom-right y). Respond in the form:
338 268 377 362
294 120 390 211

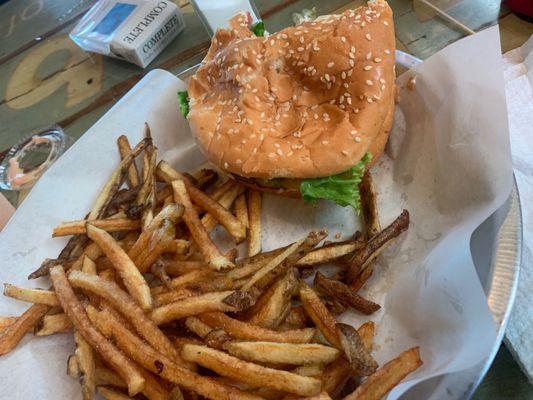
360 172 380 239
135 219 176 272
336 323 377 377
343 347 422 400
89 307 262 400
346 210 409 285
163 260 208 276
234 193 249 228
299 283 341 349
127 204 184 261
165 239 190 255
68 271 187 367
53 218 140 237
34 313 72 336
281 306 308 329
201 184 246 236
3 284 59 306
247 190 262 256
292 363 325 377
199 312 315 343
82 256 98 275
172 180 234 271
0 303 50 355
225 342 340 365
89 138 148 220
0 316 18 329
246 268 299 328
296 241 363 267
117 135 140 189
68 354 81 378
98 387 132 400
314 273 380 315
95 367 127 388
75 330 96 400
357 321 375 351
210 179 236 201
181 344 322 396
185 316 213 338
86 224 152 310
49 266 145 396
282 391 333 400
158 161 246 241
151 291 239 325
153 288 197 307
321 358 352 396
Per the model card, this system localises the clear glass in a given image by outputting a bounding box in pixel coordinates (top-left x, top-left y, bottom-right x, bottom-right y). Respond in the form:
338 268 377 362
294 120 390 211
0 126 71 191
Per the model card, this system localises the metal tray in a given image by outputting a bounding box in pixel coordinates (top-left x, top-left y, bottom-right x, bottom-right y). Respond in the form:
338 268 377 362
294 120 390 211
177 55 523 399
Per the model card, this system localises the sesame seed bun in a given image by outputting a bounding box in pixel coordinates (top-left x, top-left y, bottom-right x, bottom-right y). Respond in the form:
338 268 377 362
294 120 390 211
187 0 395 180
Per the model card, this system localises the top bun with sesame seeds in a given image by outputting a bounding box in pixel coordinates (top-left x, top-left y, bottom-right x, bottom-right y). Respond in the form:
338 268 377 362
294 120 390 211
187 0 395 189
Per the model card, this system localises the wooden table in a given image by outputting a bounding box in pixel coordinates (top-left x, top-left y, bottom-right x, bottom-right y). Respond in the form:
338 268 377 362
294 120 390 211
0 0 532 397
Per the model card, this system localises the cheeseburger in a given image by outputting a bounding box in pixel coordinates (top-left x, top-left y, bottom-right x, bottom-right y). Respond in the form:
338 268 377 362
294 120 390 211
182 0 395 211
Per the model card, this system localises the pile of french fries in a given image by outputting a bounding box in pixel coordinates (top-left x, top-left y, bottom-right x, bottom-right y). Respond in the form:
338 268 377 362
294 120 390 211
0 126 421 400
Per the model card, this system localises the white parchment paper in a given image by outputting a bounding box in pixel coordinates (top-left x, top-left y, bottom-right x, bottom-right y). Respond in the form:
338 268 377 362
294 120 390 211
0 26 512 399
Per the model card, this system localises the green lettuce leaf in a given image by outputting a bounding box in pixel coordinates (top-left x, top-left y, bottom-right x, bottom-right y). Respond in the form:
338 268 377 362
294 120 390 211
177 91 189 117
251 21 265 37
300 153 372 211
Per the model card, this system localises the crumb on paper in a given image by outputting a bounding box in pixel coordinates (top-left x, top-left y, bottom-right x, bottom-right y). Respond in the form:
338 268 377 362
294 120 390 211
334 232 341 239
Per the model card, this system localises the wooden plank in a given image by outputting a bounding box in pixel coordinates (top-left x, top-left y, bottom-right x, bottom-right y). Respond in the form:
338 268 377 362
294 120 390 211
0 0 97 63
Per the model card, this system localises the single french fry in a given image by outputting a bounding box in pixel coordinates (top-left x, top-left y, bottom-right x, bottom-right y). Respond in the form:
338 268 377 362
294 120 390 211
151 291 239 325
199 312 315 343
314 273 380 315
34 313 72 336
247 190 262 256
49 267 145 396
201 184 246 234
98 387 132 400
82 256 98 275
75 330 96 400
68 271 187 367
86 224 152 310
234 193 249 228
95 367 127 388
135 219 176 273
117 135 141 188
53 218 141 237
337 323 377 377
300 283 341 349
89 307 262 400
3 284 59 306
357 321 375 351
225 341 340 365
68 354 81 378
246 268 299 328
346 210 409 285
182 344 322 396
163 260 208 276
343 347 422 400
292 363 325 377
185 316 213 338
172 180 234 271
0 303 50 355
153 288 197 307
296 241 362 267
360 172 380 239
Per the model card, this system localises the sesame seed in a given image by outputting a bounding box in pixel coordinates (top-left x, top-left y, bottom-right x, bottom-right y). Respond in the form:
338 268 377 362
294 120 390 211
314 114 319 120
299 36 305 43
349 59 355 67
282 33 288 39
355 137 361 142
274 143 280 148
236 159 242 164
269 153 276 158
341 71 347 79
365 80 373 86
327 62 335 68
253 148 258 154
324 73 330 81
364 65 373 70
349 52 355 59
374 57 382 63
366 97 373 103
287 151 293 156
341 36 347 43
347 97 352 105
224 162 229 168
350 129 357 135
348 69 353 76
366 52 372 60
354 108 360 113
383 21 389 26
322 140 329 145
342 150 349 156
297 47 304 52
380 78 386 84
385 49 391 54
276 149 284 156
343 83 349 88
